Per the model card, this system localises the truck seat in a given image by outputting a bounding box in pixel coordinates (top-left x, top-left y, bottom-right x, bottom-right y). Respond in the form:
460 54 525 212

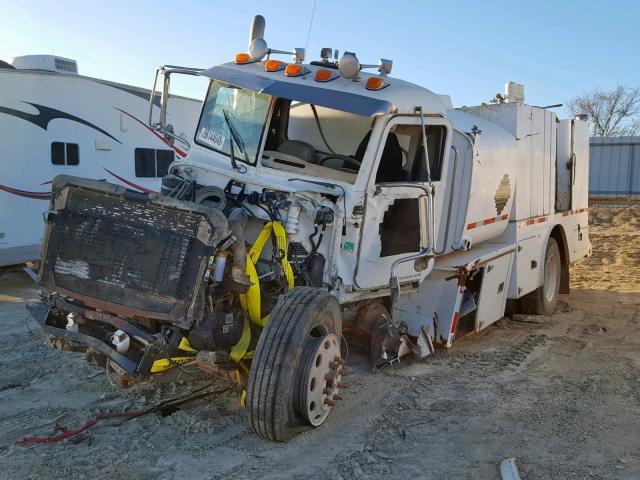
277 140 316 164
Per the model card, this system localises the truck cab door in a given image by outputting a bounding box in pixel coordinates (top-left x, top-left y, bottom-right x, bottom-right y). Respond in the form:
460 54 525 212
353 115 450 291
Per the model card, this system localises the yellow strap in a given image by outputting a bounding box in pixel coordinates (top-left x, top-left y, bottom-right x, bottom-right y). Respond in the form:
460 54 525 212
178 337 197 353
240 221 293 328
229 308 252 363
272 221 295 289
150 356 195 373
231 221 294 364
240 253 262 326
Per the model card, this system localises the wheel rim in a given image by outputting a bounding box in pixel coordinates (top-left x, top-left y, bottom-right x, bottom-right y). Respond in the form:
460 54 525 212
297 333 343 427
544 251 560 303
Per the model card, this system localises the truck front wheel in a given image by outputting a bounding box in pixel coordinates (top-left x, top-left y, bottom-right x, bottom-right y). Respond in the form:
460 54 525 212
519 237 561 316
246 287 344 442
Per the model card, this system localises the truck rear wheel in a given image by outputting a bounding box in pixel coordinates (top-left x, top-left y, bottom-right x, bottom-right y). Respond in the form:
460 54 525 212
519 237 561 316
246 287 344 442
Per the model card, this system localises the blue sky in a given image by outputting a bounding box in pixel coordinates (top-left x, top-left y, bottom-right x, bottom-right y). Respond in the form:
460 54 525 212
2 0 639 114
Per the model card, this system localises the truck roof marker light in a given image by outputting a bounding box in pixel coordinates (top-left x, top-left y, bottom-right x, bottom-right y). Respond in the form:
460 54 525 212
265 59 285 72
235 53 252 65
365 76 387 91
314 68 336 82
285 64 306 77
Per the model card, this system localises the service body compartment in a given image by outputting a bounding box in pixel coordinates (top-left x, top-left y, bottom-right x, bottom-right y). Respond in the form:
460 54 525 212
461 103 556 221
475 251 514 330
508 234 545 298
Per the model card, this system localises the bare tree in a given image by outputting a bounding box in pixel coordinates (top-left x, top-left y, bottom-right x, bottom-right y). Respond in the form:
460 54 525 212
566 86 640 137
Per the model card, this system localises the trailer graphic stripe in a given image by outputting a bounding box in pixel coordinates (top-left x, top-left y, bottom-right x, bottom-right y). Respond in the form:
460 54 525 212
1 167 156 200
0 102 121 143
115 108 187 158
102 168 154 194
0 183 51 200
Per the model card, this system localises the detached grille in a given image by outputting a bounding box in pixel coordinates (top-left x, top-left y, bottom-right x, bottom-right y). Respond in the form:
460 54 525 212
39 176 228 328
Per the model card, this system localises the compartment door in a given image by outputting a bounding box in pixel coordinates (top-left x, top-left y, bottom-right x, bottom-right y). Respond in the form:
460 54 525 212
475 251 515 330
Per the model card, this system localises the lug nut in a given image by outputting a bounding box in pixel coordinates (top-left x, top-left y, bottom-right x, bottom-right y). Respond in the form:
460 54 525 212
323 387 331 395
337 382 348 389
338 367 348 376
324 373 333 381
324 398 336 407
333 395 342 401
333 356 345 365
329 361 340 369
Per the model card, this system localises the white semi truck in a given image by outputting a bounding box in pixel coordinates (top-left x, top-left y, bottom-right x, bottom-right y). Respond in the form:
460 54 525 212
30 16 590 442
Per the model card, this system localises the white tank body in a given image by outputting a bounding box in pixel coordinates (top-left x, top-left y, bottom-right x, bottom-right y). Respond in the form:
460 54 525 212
447 109 518 247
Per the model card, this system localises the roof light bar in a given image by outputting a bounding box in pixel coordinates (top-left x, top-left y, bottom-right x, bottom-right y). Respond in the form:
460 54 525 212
264 59 285 72
338 52 393 81
284 64 307 77
365 76 387 91
314 68 337 82
235 53 252 65
319 48 339 65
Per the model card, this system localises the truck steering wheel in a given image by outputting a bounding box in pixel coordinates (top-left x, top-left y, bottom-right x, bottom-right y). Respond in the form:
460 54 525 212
318 154 361 170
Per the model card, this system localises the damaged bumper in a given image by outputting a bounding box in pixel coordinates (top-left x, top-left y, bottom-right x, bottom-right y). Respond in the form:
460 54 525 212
31 175 234 378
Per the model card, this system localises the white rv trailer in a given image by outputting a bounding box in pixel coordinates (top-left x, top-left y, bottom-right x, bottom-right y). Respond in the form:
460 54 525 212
0 55 202 266
32 17 590 442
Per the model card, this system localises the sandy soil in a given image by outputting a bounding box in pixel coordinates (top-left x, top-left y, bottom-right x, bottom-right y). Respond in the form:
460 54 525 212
571 205 640 293
1 205 639 480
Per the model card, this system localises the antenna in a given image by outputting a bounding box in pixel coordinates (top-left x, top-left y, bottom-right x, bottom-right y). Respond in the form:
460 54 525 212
305 0 317 54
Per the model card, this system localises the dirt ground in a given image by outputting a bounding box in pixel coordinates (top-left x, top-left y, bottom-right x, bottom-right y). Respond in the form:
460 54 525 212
1 204 639 480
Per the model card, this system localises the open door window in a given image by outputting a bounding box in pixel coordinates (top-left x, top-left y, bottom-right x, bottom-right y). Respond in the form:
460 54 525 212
354 116 450 290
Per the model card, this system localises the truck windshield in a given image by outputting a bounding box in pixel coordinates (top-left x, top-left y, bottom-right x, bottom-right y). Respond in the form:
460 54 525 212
195 80 271 165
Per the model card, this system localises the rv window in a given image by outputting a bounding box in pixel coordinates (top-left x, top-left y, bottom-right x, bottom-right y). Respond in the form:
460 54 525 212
156 150 174 177
51 142 65 165
66 143 79 166
135 148 174 177
51 142 80 166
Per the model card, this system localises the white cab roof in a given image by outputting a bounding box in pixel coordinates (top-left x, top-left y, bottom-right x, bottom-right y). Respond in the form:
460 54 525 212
201 61 452 117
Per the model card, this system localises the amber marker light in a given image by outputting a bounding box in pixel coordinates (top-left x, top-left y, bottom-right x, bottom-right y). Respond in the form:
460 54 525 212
284 64 304 77
365 76 386 91
235 53 252 64
265 59 284 72
314 68 333 82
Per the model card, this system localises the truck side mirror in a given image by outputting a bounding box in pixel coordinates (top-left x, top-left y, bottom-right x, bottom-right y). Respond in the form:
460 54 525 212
160 71 171 132
148 65 203 152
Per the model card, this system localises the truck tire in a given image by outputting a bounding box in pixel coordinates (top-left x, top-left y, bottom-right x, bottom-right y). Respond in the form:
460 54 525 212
519 237 561 316
246 287 344 442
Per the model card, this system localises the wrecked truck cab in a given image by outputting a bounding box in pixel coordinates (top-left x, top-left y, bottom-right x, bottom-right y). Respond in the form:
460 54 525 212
33 15 590 442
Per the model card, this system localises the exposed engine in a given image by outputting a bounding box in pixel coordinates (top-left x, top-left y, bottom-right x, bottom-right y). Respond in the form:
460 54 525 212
34 173 340 384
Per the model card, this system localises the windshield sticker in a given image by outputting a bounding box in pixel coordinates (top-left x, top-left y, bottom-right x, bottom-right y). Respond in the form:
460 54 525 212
197 127 225 150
